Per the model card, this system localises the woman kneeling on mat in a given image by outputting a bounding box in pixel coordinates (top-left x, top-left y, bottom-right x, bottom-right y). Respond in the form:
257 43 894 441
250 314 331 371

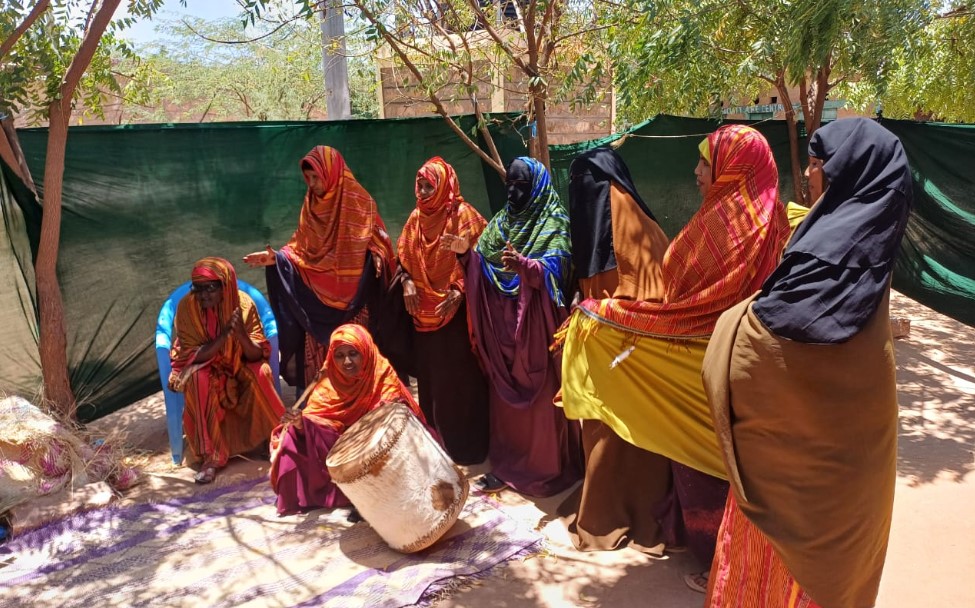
269 323 428 516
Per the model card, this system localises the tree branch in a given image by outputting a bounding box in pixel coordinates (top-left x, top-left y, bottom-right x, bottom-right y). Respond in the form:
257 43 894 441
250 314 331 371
355 1 503 176
59 0 125 108
464 0 530 73
0 0 51 63
180 16 299 44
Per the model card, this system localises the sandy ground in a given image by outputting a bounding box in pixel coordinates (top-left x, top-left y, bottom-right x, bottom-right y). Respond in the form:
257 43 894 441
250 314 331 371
48 290 973 607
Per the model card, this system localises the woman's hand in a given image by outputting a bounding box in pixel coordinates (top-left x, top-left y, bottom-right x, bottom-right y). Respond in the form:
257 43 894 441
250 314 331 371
403 277 420 316
280 409 303 430
435 289 462 318
500 241 525 272
228 308 245 339
372 252 384 278
243 245 276 268
441 234 470 255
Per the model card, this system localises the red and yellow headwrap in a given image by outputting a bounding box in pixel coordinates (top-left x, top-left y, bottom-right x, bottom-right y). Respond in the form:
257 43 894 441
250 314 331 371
574 125 789 337
398 157 487 331
302 324 423 431
189 256 240 325
283 146 395 310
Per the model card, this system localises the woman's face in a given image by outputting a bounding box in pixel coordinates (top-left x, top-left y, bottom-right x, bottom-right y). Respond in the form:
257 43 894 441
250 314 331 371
303 168 327 197
805 156 826 203
506 160 533 211
694 157 712 198
333 344 363 377
191 280 223 309
417 176 436 200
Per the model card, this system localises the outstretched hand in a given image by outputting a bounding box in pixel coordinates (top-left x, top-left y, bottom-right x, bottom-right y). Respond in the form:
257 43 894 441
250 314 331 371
440 233 470 255
243 245 276 268
500 241 524 272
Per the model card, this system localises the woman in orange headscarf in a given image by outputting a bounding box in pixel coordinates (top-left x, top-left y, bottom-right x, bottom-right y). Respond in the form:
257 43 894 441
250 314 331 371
397 157 490 465
244 146 396 392
169 257 285 484
558 125 790 590
269 324 427 515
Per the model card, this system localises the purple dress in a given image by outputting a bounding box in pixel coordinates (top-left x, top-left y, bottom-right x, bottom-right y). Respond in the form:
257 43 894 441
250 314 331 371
465 251 583 497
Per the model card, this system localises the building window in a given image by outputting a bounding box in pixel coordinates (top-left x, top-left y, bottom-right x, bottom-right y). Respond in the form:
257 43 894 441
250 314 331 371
770 96 777 104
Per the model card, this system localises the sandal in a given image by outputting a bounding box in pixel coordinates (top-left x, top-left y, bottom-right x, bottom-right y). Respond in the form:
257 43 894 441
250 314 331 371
473 473 507 494
683 571 710 594
194 467 217 485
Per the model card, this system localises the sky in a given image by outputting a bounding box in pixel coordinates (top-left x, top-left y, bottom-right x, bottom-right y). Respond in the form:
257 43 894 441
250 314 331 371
119 0 244 44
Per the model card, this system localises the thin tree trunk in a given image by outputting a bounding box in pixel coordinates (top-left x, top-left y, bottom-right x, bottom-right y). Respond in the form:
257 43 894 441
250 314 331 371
774 75 806 205
34 0 124 417
36 101 75 415
530 84 551 169
808 63 832 140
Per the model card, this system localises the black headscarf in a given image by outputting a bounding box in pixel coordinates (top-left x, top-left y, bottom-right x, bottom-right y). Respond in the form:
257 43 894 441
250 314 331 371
752 118 913 343
506 158 534 212
568 147 656 279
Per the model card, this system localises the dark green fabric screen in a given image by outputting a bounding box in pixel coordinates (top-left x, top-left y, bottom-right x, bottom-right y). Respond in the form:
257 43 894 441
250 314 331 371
549 115 975 331
2 113 973 421
4 115 526 421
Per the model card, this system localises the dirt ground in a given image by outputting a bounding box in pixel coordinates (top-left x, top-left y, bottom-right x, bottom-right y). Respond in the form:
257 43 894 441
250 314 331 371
26 290 974 607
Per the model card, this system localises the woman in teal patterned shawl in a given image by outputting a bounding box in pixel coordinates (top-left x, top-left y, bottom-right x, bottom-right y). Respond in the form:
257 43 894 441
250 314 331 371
444 157 582 497
474 156 572 307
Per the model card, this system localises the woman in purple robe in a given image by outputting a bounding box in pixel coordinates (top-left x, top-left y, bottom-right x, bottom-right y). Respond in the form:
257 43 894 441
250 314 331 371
442 157 583 497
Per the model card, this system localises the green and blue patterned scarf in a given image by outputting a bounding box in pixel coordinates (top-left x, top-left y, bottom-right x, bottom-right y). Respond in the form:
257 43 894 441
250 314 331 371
475 157 572 306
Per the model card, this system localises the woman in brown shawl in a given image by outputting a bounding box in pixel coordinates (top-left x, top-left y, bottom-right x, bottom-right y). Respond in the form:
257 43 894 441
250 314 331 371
556 147 675 557
702 118 913 607
169 257 285 484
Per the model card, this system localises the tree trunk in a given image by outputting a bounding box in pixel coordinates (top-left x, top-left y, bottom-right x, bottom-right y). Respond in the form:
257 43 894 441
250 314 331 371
33 0 124 417
808 64 831 140
36 101 75 417
530 83 551 169
0 116 36 193
774 76 806 205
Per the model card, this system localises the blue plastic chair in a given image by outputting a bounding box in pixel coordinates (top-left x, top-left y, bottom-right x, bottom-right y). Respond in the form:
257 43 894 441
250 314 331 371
155 279 281 465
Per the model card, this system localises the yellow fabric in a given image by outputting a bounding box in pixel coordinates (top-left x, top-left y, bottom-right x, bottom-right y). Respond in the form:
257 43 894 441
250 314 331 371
559 312 726 480
699 138 711 164
785 202 811 233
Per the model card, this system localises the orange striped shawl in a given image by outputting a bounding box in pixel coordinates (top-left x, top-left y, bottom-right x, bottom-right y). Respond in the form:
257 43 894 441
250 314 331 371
302 324 423 432
284 146 395 310
171 258 269 374
576 125 789 337
398 157 487 331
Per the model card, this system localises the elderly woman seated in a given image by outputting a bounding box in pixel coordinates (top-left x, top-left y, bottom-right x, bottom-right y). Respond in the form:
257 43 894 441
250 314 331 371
169 257 286 484
269 323 428 516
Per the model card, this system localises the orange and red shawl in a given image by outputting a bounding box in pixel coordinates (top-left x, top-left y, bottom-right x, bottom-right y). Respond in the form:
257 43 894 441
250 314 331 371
573 125 789 337
398 157 487 331
283 146 395 310
301 324 424 432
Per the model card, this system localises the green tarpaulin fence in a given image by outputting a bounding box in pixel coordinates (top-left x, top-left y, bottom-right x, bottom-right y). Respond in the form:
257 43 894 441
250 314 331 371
1 114 973 421
1 115 527 420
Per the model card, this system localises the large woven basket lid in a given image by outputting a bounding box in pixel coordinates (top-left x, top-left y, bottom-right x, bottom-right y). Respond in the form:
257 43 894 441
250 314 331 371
325 401 412 483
